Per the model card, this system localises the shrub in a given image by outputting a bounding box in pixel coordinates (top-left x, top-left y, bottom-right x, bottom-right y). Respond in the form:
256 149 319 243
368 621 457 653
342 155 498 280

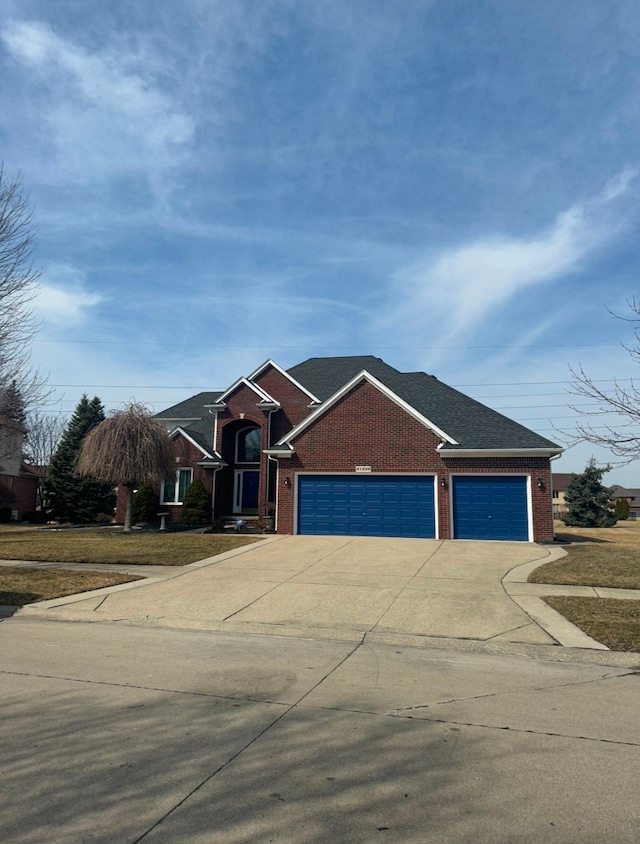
132 483 158 523
614 497 630 521
180 479 210 526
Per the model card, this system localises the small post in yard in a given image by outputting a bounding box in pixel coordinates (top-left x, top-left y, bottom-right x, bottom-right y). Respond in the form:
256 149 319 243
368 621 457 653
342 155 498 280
158 512 168 531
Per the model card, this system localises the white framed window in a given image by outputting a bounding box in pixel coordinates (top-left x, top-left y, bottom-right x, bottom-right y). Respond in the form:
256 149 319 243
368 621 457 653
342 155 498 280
235 426 261 463
161 468 193 504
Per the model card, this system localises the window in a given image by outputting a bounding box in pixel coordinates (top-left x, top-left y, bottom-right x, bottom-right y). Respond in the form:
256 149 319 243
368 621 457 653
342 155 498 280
236 427 261 463
161 468 193 504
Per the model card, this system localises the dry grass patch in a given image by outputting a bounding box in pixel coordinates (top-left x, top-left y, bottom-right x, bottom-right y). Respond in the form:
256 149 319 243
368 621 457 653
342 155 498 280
529 522 640 589
544 596 640 653
0 567 142 607
0 527 263 566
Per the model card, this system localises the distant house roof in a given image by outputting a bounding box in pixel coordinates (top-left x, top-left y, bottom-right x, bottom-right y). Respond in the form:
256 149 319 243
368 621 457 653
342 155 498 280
610 485 640 500
551 473 578 492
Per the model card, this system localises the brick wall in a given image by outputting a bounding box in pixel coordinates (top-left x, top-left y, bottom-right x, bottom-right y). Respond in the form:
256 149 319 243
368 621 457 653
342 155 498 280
11 474 39 518
253 364 316 442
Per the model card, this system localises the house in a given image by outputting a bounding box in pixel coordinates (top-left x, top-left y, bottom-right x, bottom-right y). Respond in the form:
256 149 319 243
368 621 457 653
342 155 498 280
609 485 640 520
120 356 563 542
551 472 577 518
0 415 40 521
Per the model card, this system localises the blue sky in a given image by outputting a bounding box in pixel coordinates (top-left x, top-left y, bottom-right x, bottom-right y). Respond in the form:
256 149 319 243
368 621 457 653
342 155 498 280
2 0 640 483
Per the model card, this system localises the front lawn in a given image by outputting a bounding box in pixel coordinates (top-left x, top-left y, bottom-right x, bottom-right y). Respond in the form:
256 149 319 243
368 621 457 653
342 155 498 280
530 522 640 589
0 567 142 607
529 521 640 652
544 596 640 653
0 527 263 566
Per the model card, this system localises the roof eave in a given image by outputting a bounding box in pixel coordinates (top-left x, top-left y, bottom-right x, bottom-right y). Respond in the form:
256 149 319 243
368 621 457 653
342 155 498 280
438 447 564 458
263 447 294 458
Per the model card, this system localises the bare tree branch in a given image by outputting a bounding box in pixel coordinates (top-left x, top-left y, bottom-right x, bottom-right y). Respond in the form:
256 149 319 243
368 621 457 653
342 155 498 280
563 303 640 463
0 162 51 411
24 410 68 467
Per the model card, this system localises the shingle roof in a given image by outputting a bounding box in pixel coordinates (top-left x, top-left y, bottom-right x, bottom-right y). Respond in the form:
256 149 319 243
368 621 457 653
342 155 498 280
610 485 640 499
155 357 561 454
288 356 560 451
156 392 222 454
156 392 222 420
551 472 579 491
288 356 402 400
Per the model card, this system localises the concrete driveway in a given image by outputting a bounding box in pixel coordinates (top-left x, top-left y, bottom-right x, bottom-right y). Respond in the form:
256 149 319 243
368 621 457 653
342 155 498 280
5 538 640 843
19 535 597 648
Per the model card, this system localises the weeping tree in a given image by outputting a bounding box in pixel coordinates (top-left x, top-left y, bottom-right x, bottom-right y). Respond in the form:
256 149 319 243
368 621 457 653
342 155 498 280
75 402 175 533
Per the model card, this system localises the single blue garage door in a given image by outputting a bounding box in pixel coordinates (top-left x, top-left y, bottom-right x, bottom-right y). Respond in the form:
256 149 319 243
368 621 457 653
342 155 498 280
297 475 436 538
452 476 529 541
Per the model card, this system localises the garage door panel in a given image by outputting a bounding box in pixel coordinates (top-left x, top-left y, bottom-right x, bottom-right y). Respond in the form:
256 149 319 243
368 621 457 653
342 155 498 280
453 476 528 541
298 475 435 539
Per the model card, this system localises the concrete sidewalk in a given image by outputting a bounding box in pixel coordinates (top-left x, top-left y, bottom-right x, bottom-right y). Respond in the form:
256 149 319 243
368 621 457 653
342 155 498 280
15 534 632 652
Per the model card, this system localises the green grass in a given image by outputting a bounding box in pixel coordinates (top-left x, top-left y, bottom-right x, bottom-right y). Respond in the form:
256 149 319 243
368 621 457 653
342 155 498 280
0 567 142 607
544 596 640 653
0 527 263 566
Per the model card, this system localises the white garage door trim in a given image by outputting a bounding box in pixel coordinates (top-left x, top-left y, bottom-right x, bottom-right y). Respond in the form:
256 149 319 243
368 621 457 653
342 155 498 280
448 473 533 542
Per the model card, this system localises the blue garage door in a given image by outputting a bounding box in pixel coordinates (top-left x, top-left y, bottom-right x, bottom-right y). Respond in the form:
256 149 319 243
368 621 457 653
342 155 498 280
297 475 436 538
452 476 529 541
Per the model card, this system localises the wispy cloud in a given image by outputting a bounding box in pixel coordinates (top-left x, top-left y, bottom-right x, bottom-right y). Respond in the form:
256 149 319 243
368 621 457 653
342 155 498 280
377 170 637 362
1 21 194 189
35 266 103 326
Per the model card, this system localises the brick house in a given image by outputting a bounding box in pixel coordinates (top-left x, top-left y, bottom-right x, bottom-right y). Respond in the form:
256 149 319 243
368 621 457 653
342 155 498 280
129 356 562 542
0 415 40 521
609 485 640 520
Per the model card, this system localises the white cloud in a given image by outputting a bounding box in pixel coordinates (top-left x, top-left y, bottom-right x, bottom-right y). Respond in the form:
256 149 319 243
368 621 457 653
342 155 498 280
35 271 103 326
380 170 637 356
1 21 194 185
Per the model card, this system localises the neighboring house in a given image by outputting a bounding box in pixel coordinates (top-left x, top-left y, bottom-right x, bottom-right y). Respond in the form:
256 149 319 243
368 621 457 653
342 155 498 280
118 356 563 542
0 415 40 521
609 485 640 520
551 472 577 518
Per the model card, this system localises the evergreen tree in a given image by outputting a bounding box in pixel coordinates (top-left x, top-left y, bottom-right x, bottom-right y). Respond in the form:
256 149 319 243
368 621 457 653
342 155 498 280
180 479 210 525
614 497 630 521
0 379 26 426
132 482 159 523
44 395 115 522
562 461 617 528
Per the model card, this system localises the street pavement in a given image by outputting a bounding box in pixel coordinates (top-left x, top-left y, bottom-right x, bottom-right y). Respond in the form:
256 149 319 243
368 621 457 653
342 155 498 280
1 536 639 842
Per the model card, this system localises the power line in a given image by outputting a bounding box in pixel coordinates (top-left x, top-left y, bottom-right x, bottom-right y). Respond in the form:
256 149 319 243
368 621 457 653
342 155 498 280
34 339 625 349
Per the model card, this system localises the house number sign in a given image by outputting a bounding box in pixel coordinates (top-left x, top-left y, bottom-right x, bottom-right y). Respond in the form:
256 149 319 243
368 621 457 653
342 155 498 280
355 466 372 473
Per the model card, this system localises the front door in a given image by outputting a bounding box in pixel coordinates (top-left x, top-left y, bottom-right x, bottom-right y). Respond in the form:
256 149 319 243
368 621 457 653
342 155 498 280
233 470 259 514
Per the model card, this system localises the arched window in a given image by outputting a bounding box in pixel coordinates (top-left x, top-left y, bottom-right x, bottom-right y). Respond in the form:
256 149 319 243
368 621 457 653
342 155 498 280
236 426 261 463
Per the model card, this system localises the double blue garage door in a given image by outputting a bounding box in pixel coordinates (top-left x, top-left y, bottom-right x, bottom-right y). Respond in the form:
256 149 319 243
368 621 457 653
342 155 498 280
298 475 436 538
297 474 530 541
